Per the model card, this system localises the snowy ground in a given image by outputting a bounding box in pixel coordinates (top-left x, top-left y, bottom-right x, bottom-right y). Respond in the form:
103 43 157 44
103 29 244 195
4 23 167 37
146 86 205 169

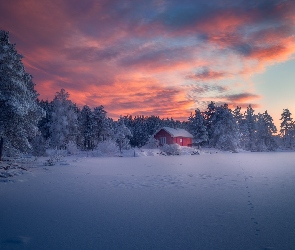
1 152 295 250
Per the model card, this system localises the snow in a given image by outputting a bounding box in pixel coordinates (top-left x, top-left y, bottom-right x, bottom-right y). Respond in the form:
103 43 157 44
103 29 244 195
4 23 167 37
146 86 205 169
1 152 295 249
159 127 193 138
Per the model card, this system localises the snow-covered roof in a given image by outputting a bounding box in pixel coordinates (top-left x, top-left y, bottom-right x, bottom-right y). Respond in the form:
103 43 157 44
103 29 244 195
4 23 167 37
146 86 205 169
158 127 193 138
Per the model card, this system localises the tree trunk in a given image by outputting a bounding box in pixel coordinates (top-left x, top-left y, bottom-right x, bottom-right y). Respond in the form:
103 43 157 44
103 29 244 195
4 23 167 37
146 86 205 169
0 137 3 161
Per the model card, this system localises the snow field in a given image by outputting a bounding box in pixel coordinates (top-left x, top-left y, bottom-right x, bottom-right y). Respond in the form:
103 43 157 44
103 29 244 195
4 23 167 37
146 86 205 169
0 152 295 249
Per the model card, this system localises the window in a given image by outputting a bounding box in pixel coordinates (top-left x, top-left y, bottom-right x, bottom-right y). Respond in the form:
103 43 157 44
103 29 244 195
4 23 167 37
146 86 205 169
179 138 182 143
160 137 166 145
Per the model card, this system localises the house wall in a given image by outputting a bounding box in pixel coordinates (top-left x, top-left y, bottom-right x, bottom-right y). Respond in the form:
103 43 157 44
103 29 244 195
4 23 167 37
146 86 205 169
154 129 173 145
154 129 192 147
173 137 192 147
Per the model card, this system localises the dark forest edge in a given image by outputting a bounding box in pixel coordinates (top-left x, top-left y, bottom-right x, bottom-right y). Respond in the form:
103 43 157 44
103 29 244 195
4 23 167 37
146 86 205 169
1 30 295 158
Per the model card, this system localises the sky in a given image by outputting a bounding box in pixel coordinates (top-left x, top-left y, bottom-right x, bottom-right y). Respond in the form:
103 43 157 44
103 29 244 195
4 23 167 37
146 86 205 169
0 0 295 126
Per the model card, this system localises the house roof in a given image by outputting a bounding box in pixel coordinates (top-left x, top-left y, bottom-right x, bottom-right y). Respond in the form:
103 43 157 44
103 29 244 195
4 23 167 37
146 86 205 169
157 127 193 138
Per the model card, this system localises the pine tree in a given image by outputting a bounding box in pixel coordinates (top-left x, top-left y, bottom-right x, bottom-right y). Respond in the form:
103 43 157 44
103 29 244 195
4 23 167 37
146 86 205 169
129 116 149 147
244 105 257 151
280 109 295 149
210 104 239 152
233 106 248 149
204 101 216 141
78 105 96 150
188 109 208 147
37 99 52 141
146 115 162 135
0 30 44 155
92 105 109 141
256 111 277 151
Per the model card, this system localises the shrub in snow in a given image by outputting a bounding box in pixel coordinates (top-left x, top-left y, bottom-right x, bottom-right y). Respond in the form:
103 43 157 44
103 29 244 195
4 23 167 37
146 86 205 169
44 148 66 166
46 148 67 157
66 141 79 155
93 140 119 157
142 136 159 149
179 146 200 155
161 144 181 155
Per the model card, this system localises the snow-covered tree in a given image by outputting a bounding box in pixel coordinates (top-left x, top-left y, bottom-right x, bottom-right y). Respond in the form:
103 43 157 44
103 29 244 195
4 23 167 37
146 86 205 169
129 116 149 147
78 105 96 150
49 89 78 149
145 115 162 135
93 105 111 141
204 101 216 141
142 135 159 149
115 118 132 153
188 109 208 147
37 99 52 141
255 111 277 151
280 109 295 149
233 106 248 149
210 104 239 152
244 105 257 151
0 30 44 155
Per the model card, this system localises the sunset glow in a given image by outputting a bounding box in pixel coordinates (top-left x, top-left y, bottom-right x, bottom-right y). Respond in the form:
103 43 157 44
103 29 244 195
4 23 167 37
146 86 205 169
1 0 294 124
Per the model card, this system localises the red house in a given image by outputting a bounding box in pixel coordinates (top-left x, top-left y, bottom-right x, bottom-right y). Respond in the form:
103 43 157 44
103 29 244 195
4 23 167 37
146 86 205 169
154 127 193 147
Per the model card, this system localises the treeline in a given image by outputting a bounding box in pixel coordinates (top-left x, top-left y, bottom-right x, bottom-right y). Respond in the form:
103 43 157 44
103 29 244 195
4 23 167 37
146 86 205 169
34 95 295 154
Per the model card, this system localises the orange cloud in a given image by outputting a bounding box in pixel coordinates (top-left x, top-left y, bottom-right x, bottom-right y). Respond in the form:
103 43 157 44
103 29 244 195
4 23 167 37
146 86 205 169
65 77 194 120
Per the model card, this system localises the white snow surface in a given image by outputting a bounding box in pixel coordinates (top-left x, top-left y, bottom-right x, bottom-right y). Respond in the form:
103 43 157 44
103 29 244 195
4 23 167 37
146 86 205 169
1 152 295 250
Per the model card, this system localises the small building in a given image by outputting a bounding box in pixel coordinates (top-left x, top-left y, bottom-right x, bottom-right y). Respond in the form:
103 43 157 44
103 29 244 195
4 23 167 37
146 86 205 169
154 127 193 147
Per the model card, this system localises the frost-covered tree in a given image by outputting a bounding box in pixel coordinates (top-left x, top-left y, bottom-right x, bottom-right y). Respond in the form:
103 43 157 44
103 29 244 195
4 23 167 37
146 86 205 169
188 109 208 147
255 111 277 151
115 118 132 153
210 104 239 152
78 105 96 150
129 116 149 147
204 101 216 140
280 109 295 149
233 106 248 149
145 115 162 135
93 105 111 141
143 135 159 149
244 105 257 151
37 99 52 141
0 30 44 155
49 89 78 149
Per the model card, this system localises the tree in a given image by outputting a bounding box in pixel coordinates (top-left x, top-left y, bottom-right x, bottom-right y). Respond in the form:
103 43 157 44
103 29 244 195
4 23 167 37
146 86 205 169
37 99 52 141
129 116 149 147
78 105 96 150
210 104 239 152
115 118 132 153
244 105 257 151
93 105 112 142
204 101 216 141
256 111 277 151
0 30 44 155
49 89 78 149
233 106 248 149
188 109 208 147
280 109 295 149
